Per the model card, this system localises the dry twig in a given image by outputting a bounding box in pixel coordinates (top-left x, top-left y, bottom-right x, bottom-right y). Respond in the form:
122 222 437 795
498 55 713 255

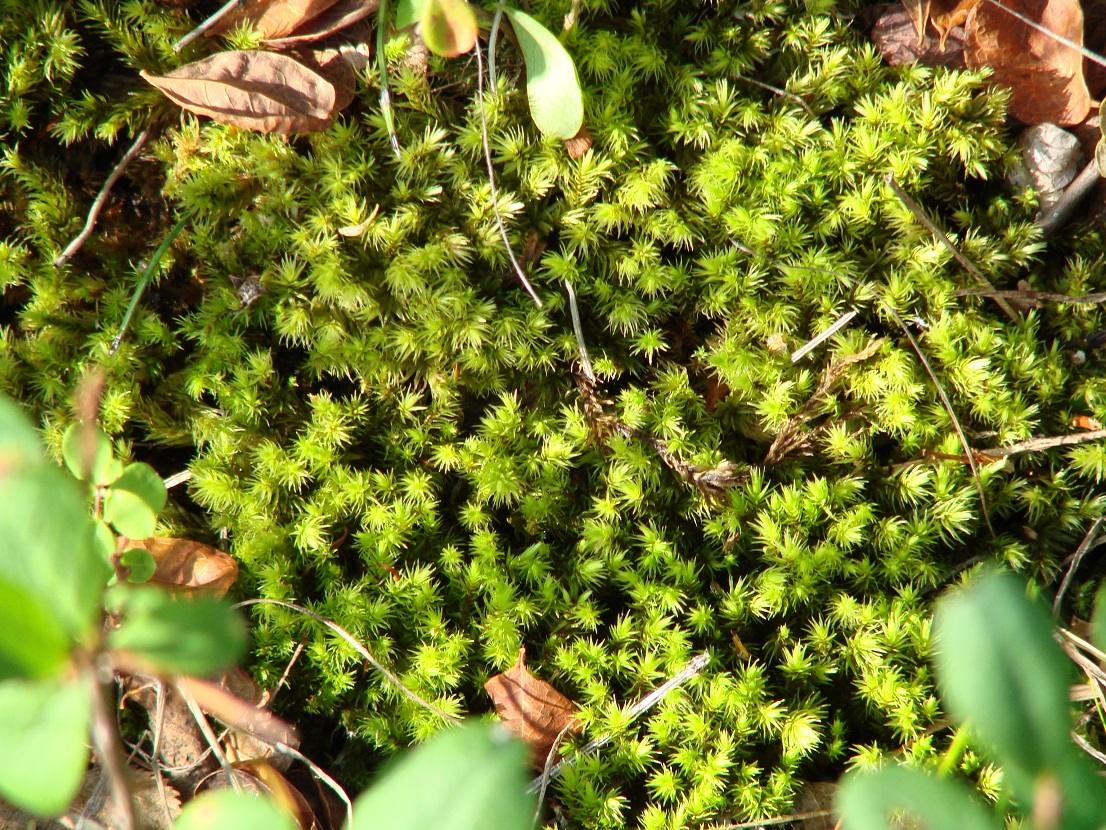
982 428 1106 458
55 128 150 267
527 651 711 793
235 598 461 723
885 173 1019 322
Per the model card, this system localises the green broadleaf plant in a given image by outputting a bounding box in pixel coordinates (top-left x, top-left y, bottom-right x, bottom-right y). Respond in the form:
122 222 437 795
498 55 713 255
392 0 583 137
838 569 1106 830
502 7 584 139
0 397 244 817
349 720 533 830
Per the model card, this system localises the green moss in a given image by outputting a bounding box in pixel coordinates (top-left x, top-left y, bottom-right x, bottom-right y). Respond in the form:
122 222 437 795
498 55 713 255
4 0 1106 826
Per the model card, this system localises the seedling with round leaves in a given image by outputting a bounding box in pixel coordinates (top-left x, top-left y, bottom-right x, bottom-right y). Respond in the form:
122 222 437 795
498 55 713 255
0 398 246 819
62 422 167 584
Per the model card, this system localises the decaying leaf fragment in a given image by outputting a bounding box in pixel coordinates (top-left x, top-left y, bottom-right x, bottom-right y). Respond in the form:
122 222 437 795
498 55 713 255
207 0 343 40
964 0 1092 125
484 648 582 765
262 0 380 48
141 50 337 134
119 536 239 598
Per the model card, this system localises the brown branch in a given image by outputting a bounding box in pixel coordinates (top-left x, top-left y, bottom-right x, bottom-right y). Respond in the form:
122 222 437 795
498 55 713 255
885 173 1019 322
55 129 150 267
952 286 1106 305
982 428 1106 458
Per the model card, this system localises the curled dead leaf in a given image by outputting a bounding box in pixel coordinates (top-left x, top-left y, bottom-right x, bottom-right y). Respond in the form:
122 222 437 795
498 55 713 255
207 0 343 40
484 648 582 766
141 50 337 134
965 0 1092 125
293 47 357 111
262 0 380 48
119 536 238 597
565 124 594 158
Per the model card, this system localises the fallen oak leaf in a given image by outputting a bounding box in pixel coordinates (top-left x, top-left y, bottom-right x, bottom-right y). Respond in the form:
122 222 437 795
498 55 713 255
141 50 337 135
965 0 1092 125
262 0 380 48
484 648 582 766
207 0 343 40
118 536 239 598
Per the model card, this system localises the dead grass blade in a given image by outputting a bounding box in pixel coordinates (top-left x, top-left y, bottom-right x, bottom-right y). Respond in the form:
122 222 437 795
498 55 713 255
473 43 543 306
885 173 1019 322
235 598 462 723
55 128 150 268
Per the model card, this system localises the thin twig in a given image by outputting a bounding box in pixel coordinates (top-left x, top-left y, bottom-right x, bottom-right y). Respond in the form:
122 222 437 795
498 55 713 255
174 680 242 793
532 723 575 829
952 286 1106 305
736 76 816 117
790 310 858 363
88 668 135 830
234 598 461 723
271 741 355 828
982 428 1106 458
705 810 836 830
56 129 150 267
172 0 242 52
527 651 710 793
163 470 192 489
109 214 189 355
882 304 995 536
488 0 506 88
269 636 309 705
884 173 1019 322
1038 160 1101 237
376 0 401 158
1053 516 1106 618
473 42 543 306
565 280 594 380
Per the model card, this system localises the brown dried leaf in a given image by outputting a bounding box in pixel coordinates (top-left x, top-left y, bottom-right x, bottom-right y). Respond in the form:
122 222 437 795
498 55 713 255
965 0 1092 125
903 0 931 44
197 762 318 830
177 675 301 749
932 0 982 46
207 0 343 40
293 47 357 110
872 3 967 67
484 648 582 766
141 50 336 134
119 536 238 597
565 124 593 158
263 0 380 48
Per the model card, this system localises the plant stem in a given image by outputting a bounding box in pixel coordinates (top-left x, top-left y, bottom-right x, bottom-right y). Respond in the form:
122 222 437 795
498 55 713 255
109 214 189 356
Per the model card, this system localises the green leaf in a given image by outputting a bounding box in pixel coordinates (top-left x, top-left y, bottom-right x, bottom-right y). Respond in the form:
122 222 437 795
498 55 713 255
395 0 424 30
115 462 167 510
119 548 156 584
0 396 47 468
103 488 157 539
0 674 91 818
503 8 583 139
421 0 477 57
60 423 114 484
933 569 1076 796
350 721 533 830
108 588 246 676
1093 582 1106 657
0 576 70 680
104 462 167 539
0 463 111 640
837 764 1001 830
175 789 297 830
92 518 116 568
